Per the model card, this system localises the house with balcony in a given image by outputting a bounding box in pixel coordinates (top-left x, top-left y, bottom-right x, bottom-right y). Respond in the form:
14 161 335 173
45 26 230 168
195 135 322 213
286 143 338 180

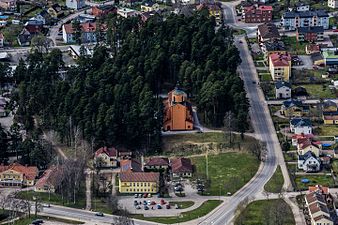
296 26 324 42
118 172 160 194
242 5 272 23
268 52 292 81
281 10 329 31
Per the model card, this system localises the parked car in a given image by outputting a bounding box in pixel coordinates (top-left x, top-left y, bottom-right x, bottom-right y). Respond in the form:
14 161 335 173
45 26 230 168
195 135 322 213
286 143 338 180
147 200 151 205
150 201 156 205
175 204 179 209
134 200 138 206
32 219 44 225
143 200 147 205
166 204 171 209
157 204 162 209
134 194 138 198
143 193 148 198
136 205 141 210
160 199 166 205
148 193 152 198
138 194 143 198
95 212 104 217
144 205 149 210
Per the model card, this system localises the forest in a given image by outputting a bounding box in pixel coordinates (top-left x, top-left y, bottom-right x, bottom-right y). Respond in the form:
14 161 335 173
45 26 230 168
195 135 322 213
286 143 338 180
9 10 249 154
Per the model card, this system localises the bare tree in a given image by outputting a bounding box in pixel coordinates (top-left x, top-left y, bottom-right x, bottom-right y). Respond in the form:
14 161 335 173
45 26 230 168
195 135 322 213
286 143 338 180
30 34 52 53
111 208 134 225
248 141 267 161
223 111 237 145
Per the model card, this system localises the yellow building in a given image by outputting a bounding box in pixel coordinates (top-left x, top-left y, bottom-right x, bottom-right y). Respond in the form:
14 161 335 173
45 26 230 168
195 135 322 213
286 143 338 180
281 99 309 117
197 3 222 24
140 2 159 12
119 172 159 194
269 52 291 81
0 163 38 187
322 100 338 125
297 139 321 157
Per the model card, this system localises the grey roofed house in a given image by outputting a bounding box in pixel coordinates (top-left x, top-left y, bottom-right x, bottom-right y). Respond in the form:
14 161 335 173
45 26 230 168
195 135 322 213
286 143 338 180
297 26 324 34
257 23 280 40
311 52 324 62
283 10 329 18
275 80 291 89
290 117 311 127
174 4 196 17
264 41 286 52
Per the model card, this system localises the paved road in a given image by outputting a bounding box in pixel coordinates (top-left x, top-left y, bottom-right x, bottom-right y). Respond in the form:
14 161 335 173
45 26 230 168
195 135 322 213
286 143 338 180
267 99 338 105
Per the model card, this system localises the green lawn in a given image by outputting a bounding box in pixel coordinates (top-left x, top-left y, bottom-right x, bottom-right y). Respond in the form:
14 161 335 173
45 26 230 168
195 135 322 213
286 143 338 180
316 125 338 136
16 191 86 209
132 200 222 224
299 84 336 99
259 73 272 81
7 216 84 225
264 166 284 193
0 24 22 47
191 152 260 195
295 175 334 190
332 160 338 175
282 36 307 55
234 199 295 225
169 201 194 209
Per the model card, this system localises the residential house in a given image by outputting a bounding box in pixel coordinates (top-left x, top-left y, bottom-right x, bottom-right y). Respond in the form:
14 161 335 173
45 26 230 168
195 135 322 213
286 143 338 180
120 159 143 173
17 21 43 46
281 99 309 117
290 117 312 134
295 2 310 12
257 23 280 43
92 5 117 17
66 0 85 10
141 2 160 12
196 3 222 24
34 166 58 193
0 97 7 117
305 192 334 225
298 151 321 172
173 5 196 17
62 22 107 44
140 11 156 23
144 157 169 170
0 33 4 48
0 163 38 187
118 172 160 194
297 139 321 157
291 133 314 146
308 185 329 194
76 14 96 23
117 147 133 159
296 26 324 42
328 0 338 8
94 147 119 168
48 4 64 19
275 81 291 99
117 8 138 18
261 41 286 62
311 52 325 66
281 10 329 31
305 44 323 55
0 0 16 11
171 158 193 178
68 45 93 59
322 48 338 66
242 5 272 23
163 87 194 131
268 52 292 81
322 100 338 125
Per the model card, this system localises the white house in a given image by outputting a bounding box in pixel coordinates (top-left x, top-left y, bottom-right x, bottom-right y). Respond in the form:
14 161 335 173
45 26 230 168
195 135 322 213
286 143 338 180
275 81 291 99
298 151 321 172
290 117 312 134
117 8 138 18
328 0 338 8
295 2 310 12
66 0 85 10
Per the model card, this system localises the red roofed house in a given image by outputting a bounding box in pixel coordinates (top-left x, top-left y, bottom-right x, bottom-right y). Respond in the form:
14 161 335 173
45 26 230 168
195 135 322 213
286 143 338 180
309 185 329 194
118 172 159 193
94 147 118 168
305 191 334 225
297 139 321 157
291 133 314 146
120 159 143 173
62 22 107 44
144 157 169 170
0 163 38 187
171 158 193 178
268 52 291 81
34 166 59 193
243 5 272 23
92 5 117 17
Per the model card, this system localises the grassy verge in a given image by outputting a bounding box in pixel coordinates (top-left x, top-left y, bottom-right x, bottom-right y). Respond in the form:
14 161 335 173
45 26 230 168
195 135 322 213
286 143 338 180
7 215 84 225
315 125 338 136
299 84 336 99
264 166 284 193
294 175 334 190
16 190 86 209
132 200 222 224
191 152 260 196
234 199 295 225
169 201 194 209
282 36 307 55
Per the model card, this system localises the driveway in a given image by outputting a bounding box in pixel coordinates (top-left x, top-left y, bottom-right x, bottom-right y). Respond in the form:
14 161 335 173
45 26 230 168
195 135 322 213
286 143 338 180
293 55 313 70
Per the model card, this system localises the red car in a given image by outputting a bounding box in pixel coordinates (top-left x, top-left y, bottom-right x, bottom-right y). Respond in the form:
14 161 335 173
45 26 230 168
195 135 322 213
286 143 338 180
333 29 338 32
160 199 166 205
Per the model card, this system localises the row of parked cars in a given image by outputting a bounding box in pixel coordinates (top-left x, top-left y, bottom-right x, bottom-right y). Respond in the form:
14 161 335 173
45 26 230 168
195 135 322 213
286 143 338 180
134 199 180 210
134 193 153 198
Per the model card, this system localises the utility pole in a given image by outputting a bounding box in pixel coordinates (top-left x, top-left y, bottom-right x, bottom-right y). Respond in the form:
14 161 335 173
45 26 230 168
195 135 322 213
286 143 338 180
206 150 209 180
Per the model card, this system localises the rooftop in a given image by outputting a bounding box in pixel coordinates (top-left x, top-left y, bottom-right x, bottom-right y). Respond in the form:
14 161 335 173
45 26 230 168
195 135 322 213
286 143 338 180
119 172 160 182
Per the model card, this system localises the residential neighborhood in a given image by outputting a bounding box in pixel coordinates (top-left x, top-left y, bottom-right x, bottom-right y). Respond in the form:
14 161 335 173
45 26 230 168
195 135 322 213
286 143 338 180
0 0 335 224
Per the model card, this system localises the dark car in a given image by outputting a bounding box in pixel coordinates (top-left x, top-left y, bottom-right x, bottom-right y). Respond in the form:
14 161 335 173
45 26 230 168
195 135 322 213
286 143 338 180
32 219 44 225
144 205 149 210
166 204 171 209
157 204 162 209
95 212 104 217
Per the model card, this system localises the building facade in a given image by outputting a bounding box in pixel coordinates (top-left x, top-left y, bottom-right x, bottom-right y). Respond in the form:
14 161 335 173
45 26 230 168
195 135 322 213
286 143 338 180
269 52 292 81
296 26 324 42
281 10 329 31
163 87 194 131
243 5 272 23
0 163 38 187
118 172 159 194
328 0 338 8
275 81 291 99
66 0 85 10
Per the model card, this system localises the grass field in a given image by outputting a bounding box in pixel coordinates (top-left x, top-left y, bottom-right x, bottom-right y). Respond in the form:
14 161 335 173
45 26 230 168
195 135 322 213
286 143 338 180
295 175 334 190
8 216 84 225
300 84 336 99
316 125 338 136
17 190 86 209
191 152 260 195
264 166 284 193
282 36 307 55
234 199 295 225
169 201 194 209
132 200 222 224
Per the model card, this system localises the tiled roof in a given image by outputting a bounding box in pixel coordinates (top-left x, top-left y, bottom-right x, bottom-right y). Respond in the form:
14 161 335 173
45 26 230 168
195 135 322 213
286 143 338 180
258 23 280 39
313 214 333 222
323 100 337 109
171 158 193 173
309 185 329 194
292 133 314 140
95 147 118 158
0 163 38 180
299 139 320 150
282 99 303 108
63 22 107 34
35 166 58 188
270 52 291 67
264 41 285 52
283 10 329 19
275 81 291 89
119 172 159 182
145 157 169 167
120 159 143 172
298 26 324 34
298 151 317 161
290 117 311 127
244 5 272 14
306 192 326 205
